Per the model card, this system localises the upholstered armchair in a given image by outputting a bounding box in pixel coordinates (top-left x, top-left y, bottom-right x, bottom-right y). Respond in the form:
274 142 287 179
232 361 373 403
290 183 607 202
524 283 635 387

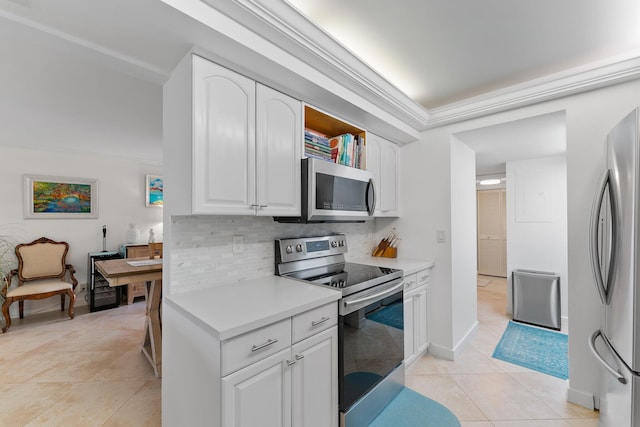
1 237 78 333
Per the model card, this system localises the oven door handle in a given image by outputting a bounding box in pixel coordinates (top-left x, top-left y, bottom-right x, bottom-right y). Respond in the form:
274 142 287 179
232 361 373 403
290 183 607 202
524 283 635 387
344 281 405 307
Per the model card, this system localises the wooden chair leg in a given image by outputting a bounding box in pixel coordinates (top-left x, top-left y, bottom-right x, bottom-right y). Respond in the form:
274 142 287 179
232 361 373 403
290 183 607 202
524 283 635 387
19 300 24 319
1 299 11 333
60 294 65 312
66 290 75 319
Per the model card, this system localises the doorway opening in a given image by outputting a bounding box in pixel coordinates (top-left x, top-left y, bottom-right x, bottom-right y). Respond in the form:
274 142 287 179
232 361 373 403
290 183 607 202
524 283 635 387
454 111 568 332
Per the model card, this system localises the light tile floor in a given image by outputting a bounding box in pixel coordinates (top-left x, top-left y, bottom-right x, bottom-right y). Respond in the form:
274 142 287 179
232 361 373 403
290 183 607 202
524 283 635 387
0 276 599 427
0 300 159 426
405 275 599 427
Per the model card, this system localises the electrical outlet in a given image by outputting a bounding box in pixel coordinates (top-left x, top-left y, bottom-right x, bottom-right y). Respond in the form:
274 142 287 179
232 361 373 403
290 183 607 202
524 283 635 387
232 235 244 254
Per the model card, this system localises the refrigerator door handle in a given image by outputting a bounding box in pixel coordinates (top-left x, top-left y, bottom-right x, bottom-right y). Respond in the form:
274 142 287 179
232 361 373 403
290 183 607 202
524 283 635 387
589 169 616 304
589 329 627 384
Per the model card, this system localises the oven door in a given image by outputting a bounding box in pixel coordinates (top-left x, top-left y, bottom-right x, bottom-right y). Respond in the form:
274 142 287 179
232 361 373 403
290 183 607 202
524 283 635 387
307 158 376 222
338 278 404 412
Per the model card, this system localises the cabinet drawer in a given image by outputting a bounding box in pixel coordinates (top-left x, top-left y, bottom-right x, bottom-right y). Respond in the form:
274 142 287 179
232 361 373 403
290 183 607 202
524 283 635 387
417 269 431 287
221 318 291 376
292 302 337 343
403 273 417 293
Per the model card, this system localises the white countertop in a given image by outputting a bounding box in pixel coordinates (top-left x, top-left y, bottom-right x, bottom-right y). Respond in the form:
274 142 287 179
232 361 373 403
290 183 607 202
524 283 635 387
349 256 435 275
165 276 341 341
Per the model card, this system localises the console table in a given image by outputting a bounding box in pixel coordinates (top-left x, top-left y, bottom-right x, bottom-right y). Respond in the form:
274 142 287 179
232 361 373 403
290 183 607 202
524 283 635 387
95 257 162 378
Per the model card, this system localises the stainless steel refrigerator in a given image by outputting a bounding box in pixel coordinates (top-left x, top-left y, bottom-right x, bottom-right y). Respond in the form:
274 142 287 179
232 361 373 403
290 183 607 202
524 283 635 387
589 107 640 426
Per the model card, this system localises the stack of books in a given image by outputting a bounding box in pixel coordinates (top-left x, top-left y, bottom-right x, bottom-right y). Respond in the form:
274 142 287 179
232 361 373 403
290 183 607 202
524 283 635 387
329 133 366 169
304 129 332 162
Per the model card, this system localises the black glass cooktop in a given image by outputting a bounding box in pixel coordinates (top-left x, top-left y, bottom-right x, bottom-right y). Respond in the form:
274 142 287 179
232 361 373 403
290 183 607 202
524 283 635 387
284 262 402 296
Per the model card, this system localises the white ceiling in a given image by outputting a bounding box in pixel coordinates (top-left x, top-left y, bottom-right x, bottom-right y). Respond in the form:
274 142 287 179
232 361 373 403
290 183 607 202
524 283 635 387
287 0 640 108
455 112 566 175
0 0 637 164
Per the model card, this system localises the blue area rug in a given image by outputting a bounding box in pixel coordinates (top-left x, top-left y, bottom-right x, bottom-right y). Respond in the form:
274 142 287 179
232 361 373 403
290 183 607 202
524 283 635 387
492 321 568 379
366 300 403 330
369 387 461 427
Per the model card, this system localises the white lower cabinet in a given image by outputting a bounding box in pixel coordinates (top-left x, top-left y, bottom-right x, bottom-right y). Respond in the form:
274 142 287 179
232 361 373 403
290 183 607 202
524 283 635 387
222 327 338 427
163 300 338 427
223 348 292 427
292 328 338 427
403 268 431 366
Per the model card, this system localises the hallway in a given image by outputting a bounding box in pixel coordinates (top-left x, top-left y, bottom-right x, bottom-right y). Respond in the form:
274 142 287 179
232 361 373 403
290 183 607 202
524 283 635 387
405 275 598 426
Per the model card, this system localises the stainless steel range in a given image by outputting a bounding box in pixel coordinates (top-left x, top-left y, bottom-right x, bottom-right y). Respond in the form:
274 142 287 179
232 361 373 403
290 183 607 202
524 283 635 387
275 234 405 427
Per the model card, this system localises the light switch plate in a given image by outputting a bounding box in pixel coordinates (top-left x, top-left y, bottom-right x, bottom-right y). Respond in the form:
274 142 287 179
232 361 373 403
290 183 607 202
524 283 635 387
436 230 446 243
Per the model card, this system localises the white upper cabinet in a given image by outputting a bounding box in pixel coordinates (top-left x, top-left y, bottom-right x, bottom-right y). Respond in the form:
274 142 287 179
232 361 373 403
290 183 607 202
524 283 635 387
256 84 302 216
165 53 302 216
367 134 399 216
193 56 256 214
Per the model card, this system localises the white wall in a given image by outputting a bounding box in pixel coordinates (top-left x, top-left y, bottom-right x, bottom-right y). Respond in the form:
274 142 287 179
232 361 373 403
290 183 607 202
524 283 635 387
450 137 479 354
398 125 453 350
506 155 568 323
0 145 162 315
398 77 640 409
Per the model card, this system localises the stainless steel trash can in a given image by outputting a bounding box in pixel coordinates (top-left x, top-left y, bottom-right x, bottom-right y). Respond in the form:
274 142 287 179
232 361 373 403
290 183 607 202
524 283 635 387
512 269 561 330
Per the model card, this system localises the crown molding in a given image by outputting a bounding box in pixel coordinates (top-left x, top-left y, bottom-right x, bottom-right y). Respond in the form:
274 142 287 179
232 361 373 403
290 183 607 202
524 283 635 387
427 53 640 129
202 0 431 131
208 1 640 133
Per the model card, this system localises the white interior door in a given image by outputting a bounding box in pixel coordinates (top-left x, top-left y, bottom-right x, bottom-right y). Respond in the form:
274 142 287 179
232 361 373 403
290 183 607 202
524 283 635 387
477 189 507 277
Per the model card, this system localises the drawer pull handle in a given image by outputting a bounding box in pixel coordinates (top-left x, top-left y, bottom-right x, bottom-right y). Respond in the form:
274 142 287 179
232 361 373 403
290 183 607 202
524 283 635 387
311 317 330 327
420 275 429 281
295 354 304 360
251 338 278 352
286 359 296 366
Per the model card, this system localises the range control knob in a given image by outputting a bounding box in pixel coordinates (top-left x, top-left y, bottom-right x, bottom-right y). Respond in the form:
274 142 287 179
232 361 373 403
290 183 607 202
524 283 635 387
331 241 338 248
338 240 345 247
285 245 293 254
338 280 346 287
295 244 303 252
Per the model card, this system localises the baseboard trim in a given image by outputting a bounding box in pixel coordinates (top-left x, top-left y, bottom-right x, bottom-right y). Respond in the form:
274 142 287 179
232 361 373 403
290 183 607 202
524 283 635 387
568 387 597 410
452 321 479 359
427 343 454 361
428 321 479 361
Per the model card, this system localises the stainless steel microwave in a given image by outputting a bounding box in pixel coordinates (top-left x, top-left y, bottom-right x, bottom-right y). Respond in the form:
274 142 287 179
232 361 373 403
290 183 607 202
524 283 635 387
274 158 376 223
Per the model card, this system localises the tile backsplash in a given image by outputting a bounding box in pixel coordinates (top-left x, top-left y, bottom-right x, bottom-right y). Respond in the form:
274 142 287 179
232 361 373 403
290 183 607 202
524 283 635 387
169 215 377 294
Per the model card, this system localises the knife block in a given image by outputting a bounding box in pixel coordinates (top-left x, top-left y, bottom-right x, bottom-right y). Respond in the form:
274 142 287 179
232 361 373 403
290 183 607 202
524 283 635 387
380 247 397 258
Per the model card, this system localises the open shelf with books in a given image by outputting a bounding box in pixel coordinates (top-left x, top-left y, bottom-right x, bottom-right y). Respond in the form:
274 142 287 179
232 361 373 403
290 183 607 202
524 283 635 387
304 105 367 170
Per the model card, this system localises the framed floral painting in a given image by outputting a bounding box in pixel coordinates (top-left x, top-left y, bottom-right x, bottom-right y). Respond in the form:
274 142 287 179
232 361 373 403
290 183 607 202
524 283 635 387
24 175 98 219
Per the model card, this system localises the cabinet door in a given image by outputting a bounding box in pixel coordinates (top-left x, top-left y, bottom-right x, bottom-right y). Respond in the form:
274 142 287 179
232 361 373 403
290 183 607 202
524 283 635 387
222 348 291 427
192 55 256 214
255 84 302 217
291 327 338 427
380 142 398 215
367 134 399 216
403 292 415 363
367 135 382 215
414 286 429 355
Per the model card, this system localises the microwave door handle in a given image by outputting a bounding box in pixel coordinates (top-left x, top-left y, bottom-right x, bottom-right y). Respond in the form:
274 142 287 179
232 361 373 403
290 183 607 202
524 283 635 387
589 169 610 305
366 179 376 216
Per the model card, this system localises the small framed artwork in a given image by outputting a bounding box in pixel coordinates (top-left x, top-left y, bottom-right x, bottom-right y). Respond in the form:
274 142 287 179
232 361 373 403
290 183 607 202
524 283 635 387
24 175 98 219
146 174 163 207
